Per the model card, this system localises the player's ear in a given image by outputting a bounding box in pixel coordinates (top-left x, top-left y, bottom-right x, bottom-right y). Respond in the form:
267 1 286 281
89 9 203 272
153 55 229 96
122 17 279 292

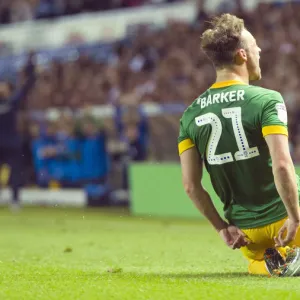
235 49 247 65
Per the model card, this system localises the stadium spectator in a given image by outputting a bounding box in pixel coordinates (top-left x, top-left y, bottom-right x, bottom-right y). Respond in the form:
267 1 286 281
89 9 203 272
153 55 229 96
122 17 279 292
112 103 149 189
10 0 35 23
0 54 36 209
30 121 57 187
79 116 110 184
115 104 149 160
0 0 11 24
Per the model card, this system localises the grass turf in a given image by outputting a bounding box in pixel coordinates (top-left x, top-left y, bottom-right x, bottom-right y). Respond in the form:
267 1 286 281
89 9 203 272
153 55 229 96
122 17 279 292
0 207 299 300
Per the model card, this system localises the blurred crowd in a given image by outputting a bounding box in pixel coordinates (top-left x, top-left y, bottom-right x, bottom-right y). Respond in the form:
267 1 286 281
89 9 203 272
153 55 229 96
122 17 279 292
25 103 148 189
23 2 300 160
0 1 300 193
0 0 184 24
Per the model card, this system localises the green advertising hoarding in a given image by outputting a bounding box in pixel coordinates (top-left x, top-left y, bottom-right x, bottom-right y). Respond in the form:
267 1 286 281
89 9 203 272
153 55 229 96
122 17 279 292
130 163 300 219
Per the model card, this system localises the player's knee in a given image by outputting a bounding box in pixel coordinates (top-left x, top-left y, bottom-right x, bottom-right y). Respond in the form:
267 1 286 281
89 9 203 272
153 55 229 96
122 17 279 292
248 260 269 276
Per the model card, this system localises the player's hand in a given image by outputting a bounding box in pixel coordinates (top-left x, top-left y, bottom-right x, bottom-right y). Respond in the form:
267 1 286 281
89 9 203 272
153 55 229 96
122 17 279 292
219 225 250 250
274 219 300 247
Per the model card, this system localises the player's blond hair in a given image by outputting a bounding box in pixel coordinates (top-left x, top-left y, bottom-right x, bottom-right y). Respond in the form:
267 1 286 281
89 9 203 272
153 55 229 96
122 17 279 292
201 14 246 68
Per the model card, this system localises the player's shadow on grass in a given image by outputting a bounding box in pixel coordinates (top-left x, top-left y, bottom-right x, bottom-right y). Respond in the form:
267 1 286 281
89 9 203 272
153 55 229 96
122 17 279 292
155 272 254 280
109 272 259 280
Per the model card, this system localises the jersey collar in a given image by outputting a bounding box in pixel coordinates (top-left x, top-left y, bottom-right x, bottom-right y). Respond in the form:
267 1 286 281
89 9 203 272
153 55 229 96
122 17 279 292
210 80 248 89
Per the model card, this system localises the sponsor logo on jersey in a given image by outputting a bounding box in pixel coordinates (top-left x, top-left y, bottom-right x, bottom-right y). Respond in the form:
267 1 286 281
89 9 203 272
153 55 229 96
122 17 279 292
196 90 245 109
275 103 288 124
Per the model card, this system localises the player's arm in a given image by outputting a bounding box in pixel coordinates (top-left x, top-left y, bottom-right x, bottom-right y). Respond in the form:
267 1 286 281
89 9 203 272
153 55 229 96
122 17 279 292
265 135 299 223
180 147 227 232
179 146 249 249
265 134 300 246
262 92 300 246
178 118 248 249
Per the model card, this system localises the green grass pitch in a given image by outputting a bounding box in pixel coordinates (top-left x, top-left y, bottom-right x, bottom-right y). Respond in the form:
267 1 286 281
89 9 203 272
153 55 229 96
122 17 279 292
0 207 299 300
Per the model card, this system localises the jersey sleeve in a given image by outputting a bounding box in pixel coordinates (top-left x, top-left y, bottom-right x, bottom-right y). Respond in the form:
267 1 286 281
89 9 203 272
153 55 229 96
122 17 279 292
261 92 288 138
178 118 195 155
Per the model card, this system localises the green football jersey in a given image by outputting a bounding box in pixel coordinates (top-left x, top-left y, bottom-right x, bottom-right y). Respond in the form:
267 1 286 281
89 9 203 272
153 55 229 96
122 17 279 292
178 80 300 229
